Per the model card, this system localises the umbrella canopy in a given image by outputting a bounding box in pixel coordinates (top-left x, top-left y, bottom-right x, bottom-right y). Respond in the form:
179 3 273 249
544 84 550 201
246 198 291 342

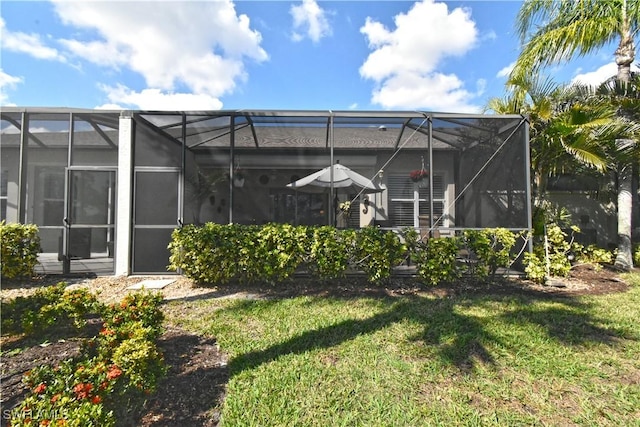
286 163 385 194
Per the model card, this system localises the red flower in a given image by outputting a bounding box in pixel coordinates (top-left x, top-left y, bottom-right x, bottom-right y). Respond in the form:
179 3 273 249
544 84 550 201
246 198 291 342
73 383 93 399
106 365 123 380
50 394 61 403
34 383 47 394
100 327 115 336
91 395 102 404
409 169 428 181
40 420 51 426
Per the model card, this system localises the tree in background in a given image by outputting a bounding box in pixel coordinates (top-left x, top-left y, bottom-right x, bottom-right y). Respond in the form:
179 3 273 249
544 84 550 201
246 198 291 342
487 74 615 204
511 0 640 270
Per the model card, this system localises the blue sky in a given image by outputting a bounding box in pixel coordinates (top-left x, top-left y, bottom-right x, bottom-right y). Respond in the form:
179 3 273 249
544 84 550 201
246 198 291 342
0 0 633 113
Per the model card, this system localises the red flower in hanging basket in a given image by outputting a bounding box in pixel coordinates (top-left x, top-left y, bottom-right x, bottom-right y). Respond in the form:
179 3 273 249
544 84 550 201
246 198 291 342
409 169 429 182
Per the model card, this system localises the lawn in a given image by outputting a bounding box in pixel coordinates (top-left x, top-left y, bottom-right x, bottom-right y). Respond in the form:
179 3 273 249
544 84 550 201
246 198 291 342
164 273 640 426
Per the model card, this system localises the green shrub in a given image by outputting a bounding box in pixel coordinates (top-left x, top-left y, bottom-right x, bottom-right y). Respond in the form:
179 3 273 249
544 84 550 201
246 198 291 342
412 236 462 286
573 244 614 269
168 223 245 284
307 226 355 280
522 251 547 284
522 224 576 284
101 291 165 341
1 283 102 335
250 223 308 283
170 223 410 285
111 333 166 393
634 244 640 267
462 228 521 281
8 289 166 427
0 221 41 279
351 226 405 284
17 358 118 427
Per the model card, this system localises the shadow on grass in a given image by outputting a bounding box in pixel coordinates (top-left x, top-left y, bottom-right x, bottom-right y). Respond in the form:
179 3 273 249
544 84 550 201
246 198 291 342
227 285 631 376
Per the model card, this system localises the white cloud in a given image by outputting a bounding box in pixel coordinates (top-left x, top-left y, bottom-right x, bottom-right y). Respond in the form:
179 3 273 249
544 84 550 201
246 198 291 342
0 18 66 62
571 63 640 87
0 69 23 106
476 78 487 96
481 30 497 42
97 84 224 111
348 102 358 110
359 0 479 111
50 0 267 109
496 62 515 78
371 72 481 113
290 0 332 43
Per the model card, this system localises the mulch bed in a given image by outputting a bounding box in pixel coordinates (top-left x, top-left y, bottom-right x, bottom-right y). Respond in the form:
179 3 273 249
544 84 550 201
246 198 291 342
1 264 636 426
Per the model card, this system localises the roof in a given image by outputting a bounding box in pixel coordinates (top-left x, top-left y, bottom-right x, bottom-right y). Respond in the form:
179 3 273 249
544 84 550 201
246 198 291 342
1 107 526 152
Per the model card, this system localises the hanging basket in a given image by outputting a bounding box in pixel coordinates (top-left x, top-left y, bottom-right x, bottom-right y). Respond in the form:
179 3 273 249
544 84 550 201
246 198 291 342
233 174 245 187
409 169 428 182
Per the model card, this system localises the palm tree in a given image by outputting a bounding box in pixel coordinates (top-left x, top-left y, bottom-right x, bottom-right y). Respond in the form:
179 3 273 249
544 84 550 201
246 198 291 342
487 74 613 203
512 0 640 270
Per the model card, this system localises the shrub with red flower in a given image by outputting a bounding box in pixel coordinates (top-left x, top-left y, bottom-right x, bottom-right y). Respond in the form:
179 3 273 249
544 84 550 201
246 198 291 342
10 289 166 427
106 365 123 380
73 383 93 399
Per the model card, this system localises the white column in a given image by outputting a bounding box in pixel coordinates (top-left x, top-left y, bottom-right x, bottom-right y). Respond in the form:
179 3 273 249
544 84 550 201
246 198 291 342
115 114 133 276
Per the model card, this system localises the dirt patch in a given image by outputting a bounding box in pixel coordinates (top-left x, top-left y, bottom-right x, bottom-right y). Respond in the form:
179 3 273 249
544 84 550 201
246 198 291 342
1 266 636 426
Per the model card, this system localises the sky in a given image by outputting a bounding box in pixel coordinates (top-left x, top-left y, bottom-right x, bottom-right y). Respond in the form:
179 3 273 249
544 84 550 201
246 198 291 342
0 0 633 113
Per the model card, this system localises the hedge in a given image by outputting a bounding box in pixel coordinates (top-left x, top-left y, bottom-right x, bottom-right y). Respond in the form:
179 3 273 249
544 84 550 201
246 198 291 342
1 221 41 279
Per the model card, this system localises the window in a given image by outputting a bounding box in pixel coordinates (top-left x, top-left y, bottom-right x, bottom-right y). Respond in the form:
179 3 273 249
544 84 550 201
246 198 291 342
270 192 326 225
38 167 65 226
388 174 446 228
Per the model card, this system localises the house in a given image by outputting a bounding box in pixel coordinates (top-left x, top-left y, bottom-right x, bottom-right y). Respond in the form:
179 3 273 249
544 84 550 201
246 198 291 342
0 108 531 275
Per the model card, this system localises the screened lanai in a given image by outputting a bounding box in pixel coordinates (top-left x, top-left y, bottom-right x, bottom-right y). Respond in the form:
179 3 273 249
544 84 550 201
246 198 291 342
0 108 531 275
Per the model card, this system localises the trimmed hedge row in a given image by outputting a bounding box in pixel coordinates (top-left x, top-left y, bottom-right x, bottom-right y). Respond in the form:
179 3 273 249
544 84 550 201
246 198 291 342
168 223 406 285
168 223 527 286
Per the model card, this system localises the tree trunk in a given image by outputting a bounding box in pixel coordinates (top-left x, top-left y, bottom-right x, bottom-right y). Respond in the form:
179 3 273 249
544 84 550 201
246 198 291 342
614 161 633 270
614 19 635 270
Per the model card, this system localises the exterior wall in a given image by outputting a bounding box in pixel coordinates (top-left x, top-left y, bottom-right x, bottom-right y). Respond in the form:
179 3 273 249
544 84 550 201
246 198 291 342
374 150 456 229
547 192 618 249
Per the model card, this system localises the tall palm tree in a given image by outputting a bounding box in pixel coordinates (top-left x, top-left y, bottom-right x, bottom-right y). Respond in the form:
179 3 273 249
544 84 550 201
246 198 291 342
512 0 640 270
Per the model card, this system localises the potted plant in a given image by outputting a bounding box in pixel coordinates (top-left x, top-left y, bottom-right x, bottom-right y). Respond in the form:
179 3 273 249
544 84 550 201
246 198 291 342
409 169 428 182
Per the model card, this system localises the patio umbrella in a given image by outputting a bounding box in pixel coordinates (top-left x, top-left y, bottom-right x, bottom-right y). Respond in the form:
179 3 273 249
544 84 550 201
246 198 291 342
286 163 385 194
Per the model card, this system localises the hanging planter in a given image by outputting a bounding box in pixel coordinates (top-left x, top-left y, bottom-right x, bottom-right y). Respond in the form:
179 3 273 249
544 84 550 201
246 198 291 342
409 169 429 182
233 173 245 188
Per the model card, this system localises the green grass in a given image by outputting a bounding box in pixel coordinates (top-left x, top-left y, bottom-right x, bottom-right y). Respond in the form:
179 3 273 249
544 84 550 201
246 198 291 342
164 273 640 426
